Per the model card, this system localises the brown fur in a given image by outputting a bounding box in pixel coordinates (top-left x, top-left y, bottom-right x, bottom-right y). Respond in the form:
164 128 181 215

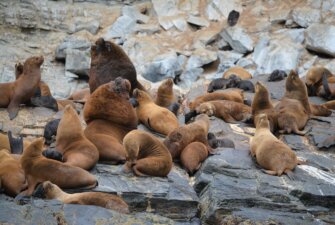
305 67 334 95
134 89 179 136
57 99 76 111
250 114 302 176
89 37 145 94
68 88 90 103
0 56 43 119
123 130 172 177
252 82 277 133
164 114 210 159
322 100 335 110
84 78 137 164
180 142 208 175
222 66 252 80
56 105 99 170
20 138 97 195
196 100 251 123
39 181 129 213
155 78 175 107
189 88 244 110
0 150 27 197
39 80 52 96
310 103 332 117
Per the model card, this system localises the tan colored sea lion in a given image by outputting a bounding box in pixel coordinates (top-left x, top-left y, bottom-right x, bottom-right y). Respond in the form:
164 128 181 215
195 100 251 123
56 99 77 111
0 56 44 119
0 150 27 197
250 114 304 177
133 88 179 136
20 138 97 195
180 142 208 175
155 78 176 108
84 77 137 164
322 100 335 110
55 105 99 170
89 37 145 94
164 114 211 159
310 103 332 117
252 82 278 133
34 181 129 213
68 88 90 103
222 66 252 80
123 130 172 177
189 88 244 110
305 67 335 96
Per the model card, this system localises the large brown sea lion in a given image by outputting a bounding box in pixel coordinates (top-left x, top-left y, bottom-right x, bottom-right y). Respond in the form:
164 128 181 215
89 37 145 94
133 88 179 136
84 77 137 164
0 56 44 119
250 114 304 177
123 130 172 177
33 181 129 213
55 105 99 170
155 78 176 108
305 67 335 96
180 142 208 175
222 66 252 80
20 138 97 195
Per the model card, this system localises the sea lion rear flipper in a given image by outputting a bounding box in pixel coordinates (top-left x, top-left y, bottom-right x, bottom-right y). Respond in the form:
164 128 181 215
284 170 297 180
322 71 332 99
297 158 307 165
184 110 197 123
129 97 139 107
8 131 24 154
14 193 33 205
7 101 20 120
293 126 311 136
168 102 180 116
31 96 59 111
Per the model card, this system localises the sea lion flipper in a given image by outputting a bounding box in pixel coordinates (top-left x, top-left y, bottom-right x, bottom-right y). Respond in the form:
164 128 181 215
167 102 180 116
8 131 24 154
184 110 197 123
14 193 33 205
322 72 332 99
31 96 59 111
7 101 20 120
284 170 297 180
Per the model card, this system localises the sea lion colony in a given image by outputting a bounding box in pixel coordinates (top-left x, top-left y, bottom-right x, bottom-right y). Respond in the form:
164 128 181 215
0 37 334 213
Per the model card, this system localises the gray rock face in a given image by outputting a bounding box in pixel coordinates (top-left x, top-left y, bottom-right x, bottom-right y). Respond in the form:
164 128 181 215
65 49 91 77
186 48 217 70
55 36 91 60
220 26 254 54
70 19 100 35
103 15 137 39
292 7 321 28
305 23 335 57
217 51 243 73
122 5 150 24
205 0 242 21
187 15 209 27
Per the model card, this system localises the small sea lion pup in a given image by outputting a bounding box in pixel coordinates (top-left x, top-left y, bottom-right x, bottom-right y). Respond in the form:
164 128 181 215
222 66 252 80
20 138 97 195
189 88 244 110
228 74 255 93
89 37 145 94
68 88 91 103
33 181 129 214
195 100 252 123
207 77 234 93
84 77 138 164
250 114 304 177
0 150 27 197
123 130 172 177
0 56 44 120
164 114 211 159
55 105 99 170
305 66 335 96
133 88 179 136
268 70 287 82
252 82 277 133
227 10 240 26
180 142 208 175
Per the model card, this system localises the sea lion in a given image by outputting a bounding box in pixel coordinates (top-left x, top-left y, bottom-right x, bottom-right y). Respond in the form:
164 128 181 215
164 114 211 159
268 70 287 82
133 88 179 136
228 74 255 92
227 10 240 26
196 100 252 123
322 100 335 110
0 56 44 119
20 138 97 195
310 103 332 117
180 142 208 175
89 37 145 94
320 72 335 100
0 132 30 154
155 78 176 107
250 114 304 177
252 82 277 133
68 88 90 103
207 78 234 93
42 148 63 162
123 130 172 177
207 132 235 149
189 88 244 110
84 78 137 164
33 181 129 213
0 150 27 197
305 67 334 96
57 99 77 111
44 119 61 145
168 102 180 116
222 66 252 80
55 105 99 170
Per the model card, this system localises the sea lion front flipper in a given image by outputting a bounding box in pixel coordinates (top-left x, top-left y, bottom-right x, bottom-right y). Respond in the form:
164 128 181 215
222 113 238 124
31 96 59 111
7 100 20 120
184 110 197 124
42 149 63 162
8 131 24 154
14 193 33 205
261 169 277 176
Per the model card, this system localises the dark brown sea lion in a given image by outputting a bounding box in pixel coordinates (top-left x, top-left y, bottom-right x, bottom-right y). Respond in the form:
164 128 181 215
123 130 172 177
180 142 208 175
89 37 145 94
268 70 287 82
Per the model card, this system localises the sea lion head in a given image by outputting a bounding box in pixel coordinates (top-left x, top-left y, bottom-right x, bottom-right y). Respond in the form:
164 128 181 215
286 70 301 91
159 78 174 93
196 102 215 116
15 62 24 79
164 131 182 157
23 137 44 158
256 113 270 129
107 78 131 99
255 81 268 94
33 181 61 199
133 88 152 103
23 56 44 71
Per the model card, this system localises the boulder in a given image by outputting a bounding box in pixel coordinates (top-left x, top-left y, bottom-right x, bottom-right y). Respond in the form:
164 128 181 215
292 7 321 28
186 48 217 70
65 49 91 77
305 23 335 57
55 36 91 61
220 26 254 54
103 15 136 39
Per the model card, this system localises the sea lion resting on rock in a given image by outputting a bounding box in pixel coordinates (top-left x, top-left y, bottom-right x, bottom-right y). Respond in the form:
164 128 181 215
207 75 254 93
268 70 287 82
20 138 97 195
0 150 27 197
155 78 176 107
223 66 252 80
196 100 252 123
207 78 234 93
89 37 145 94
250 114 305 177
33 181 129 213
207 132 235 149
55 105 99 170
305 67 335 96
84 77 137 164
0 56 44 120
180 142 208 175
133 88 179 136
123 130 172 177
164 114 211 159
68 88 90 103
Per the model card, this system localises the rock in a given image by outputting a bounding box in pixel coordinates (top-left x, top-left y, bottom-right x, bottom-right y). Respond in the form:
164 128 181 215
205 0 242 21
269 9 290 24
305 23 335 57
122 5 150 24
103 15 137 39
292 7 321 28
55 36 91 61
186 48 217 70
65 49 91 77
274 28 305 44
187 15 209 27
220 26 254 54
192 24 224 47
141 51 183 82
177 68 204 89
134 24 161 34
217 51 243 72
70 18 100 35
